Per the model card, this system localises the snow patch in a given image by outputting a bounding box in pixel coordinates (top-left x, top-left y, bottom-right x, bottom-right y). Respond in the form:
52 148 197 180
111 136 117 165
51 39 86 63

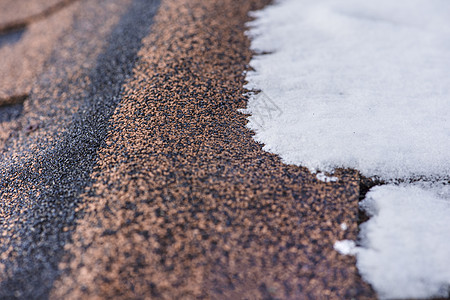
334 239 356 255
244 0 450 180
316 172 338 183
245 0 450 298
337 183 450 299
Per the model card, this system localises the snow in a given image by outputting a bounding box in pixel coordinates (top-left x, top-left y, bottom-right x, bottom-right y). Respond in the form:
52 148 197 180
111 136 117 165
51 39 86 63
244 0 450 298
316 172 338 183
244 0 450 180
334 239 356 255
356 184 450 299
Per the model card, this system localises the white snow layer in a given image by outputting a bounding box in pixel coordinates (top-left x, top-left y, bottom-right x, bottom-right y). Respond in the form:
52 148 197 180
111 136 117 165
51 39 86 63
244 0 450 180
244 0 450 299
356 184 450 299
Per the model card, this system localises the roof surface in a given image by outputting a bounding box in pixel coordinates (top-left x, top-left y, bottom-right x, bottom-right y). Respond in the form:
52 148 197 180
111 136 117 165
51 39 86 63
0 0 376 298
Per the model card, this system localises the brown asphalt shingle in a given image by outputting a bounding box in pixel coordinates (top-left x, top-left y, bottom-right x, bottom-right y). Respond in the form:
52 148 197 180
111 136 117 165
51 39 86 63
0 0 79 105
0 0 75 33
52 0 374 298
1 0 376 298
0 0 156 297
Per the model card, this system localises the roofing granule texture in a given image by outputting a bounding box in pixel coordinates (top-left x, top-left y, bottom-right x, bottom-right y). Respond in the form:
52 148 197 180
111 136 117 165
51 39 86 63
0 0 376 299
0 0 159 298
52 0 374 298
0 0 73 32
0 0 79 104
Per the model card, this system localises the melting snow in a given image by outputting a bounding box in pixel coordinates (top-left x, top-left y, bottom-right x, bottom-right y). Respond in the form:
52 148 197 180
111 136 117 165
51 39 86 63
245 0 450 180
357 183 450 299
316 172 338 183
244 0 450 298
334 239 356 255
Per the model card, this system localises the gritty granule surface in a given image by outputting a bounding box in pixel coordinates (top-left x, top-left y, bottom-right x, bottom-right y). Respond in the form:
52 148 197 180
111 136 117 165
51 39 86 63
0 0 79 103
0 0 81 151
0 0 72 32
52 0 374 298
0 0 158 298
0 0 376 299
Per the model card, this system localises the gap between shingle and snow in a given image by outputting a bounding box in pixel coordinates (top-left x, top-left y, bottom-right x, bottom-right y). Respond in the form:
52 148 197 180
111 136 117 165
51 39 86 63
242 0 450 299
